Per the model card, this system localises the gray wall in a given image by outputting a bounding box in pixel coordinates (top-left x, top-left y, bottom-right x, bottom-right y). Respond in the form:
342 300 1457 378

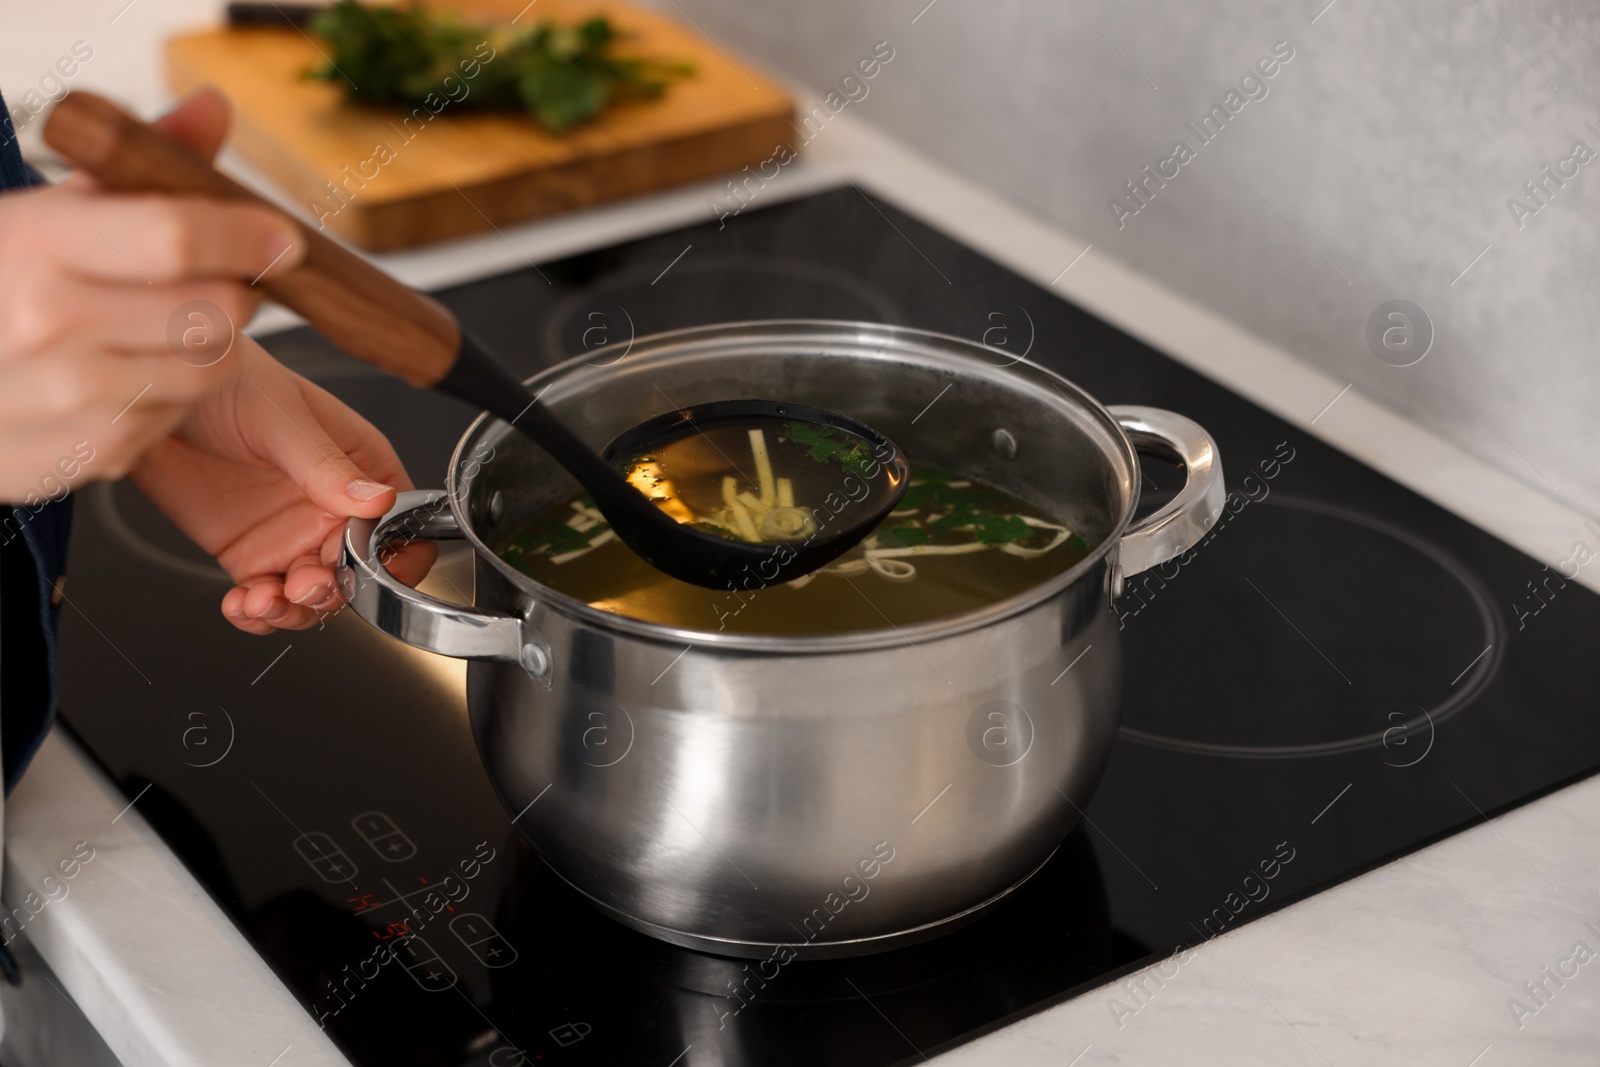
665 0 1600 517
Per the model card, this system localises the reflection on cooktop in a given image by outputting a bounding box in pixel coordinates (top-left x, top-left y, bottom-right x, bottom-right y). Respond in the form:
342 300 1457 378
539 252 904 365
480 829 1114 1065
88 480 229 585
1118 495 1505 758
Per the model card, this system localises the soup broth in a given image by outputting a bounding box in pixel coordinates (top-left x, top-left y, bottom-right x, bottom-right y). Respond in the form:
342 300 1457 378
496 469 1093 636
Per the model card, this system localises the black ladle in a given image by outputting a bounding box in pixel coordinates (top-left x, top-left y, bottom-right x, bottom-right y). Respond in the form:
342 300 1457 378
45 93 910 588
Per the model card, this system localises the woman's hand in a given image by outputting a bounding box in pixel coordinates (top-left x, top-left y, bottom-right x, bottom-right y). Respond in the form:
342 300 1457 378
0 90 302 503
133 339 436 634
120 87 434 632
13 86 434 632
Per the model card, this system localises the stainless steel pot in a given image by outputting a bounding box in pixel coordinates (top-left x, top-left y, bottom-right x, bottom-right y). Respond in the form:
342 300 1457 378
339 321 1222 959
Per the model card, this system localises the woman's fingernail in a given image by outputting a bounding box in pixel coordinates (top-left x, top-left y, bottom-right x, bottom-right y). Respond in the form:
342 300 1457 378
291 582 332 606
346 479 394 501
255 600 289 622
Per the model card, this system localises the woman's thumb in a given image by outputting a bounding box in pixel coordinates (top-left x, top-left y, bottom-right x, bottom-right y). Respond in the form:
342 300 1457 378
251 384 395 517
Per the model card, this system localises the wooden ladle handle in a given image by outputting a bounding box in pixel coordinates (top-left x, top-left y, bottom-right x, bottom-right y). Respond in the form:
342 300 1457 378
43 91 461 387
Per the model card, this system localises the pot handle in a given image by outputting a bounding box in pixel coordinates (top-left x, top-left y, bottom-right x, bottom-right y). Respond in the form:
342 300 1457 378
338 491 526 665
1109 406 1225 589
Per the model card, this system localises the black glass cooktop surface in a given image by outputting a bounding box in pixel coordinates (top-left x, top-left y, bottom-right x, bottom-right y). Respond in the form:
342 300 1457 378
57 187 1600 1066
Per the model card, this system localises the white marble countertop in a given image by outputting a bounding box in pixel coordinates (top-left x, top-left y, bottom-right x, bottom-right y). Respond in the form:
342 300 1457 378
5 3 1600 1064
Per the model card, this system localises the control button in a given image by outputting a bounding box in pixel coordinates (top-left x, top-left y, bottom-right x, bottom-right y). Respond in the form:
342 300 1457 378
450 913 519 968
549 1022 590 1047
292 832 358 883
351 811 417 862
389 934 456 992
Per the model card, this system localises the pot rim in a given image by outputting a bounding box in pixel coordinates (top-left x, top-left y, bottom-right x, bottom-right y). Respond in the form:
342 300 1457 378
446 319 1140 653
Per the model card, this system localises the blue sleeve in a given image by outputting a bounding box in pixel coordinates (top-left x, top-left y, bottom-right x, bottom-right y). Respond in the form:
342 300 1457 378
0 92 40 189
0 90 75 793
3 498 74 792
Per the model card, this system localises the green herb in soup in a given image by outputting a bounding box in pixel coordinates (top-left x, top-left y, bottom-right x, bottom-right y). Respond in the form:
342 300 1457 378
497 468 1093 635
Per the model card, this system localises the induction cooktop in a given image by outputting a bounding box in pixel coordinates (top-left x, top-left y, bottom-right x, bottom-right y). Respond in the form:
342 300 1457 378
56 187 1600 1066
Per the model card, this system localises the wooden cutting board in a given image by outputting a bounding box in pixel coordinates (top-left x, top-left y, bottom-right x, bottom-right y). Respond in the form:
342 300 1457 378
166 0 794 250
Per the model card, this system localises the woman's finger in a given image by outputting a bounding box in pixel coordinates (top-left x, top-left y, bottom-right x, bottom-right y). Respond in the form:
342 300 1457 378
238 369 398 521
224 580 325 634
221 585 276 635
150 86 231 163
1 276 258 356
238 577 321 630
321 521 439 587
299 378 418 494
0 347 218 413
297 387 437 590
283 554 335 608
10 189 304 285
382 539 439 590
